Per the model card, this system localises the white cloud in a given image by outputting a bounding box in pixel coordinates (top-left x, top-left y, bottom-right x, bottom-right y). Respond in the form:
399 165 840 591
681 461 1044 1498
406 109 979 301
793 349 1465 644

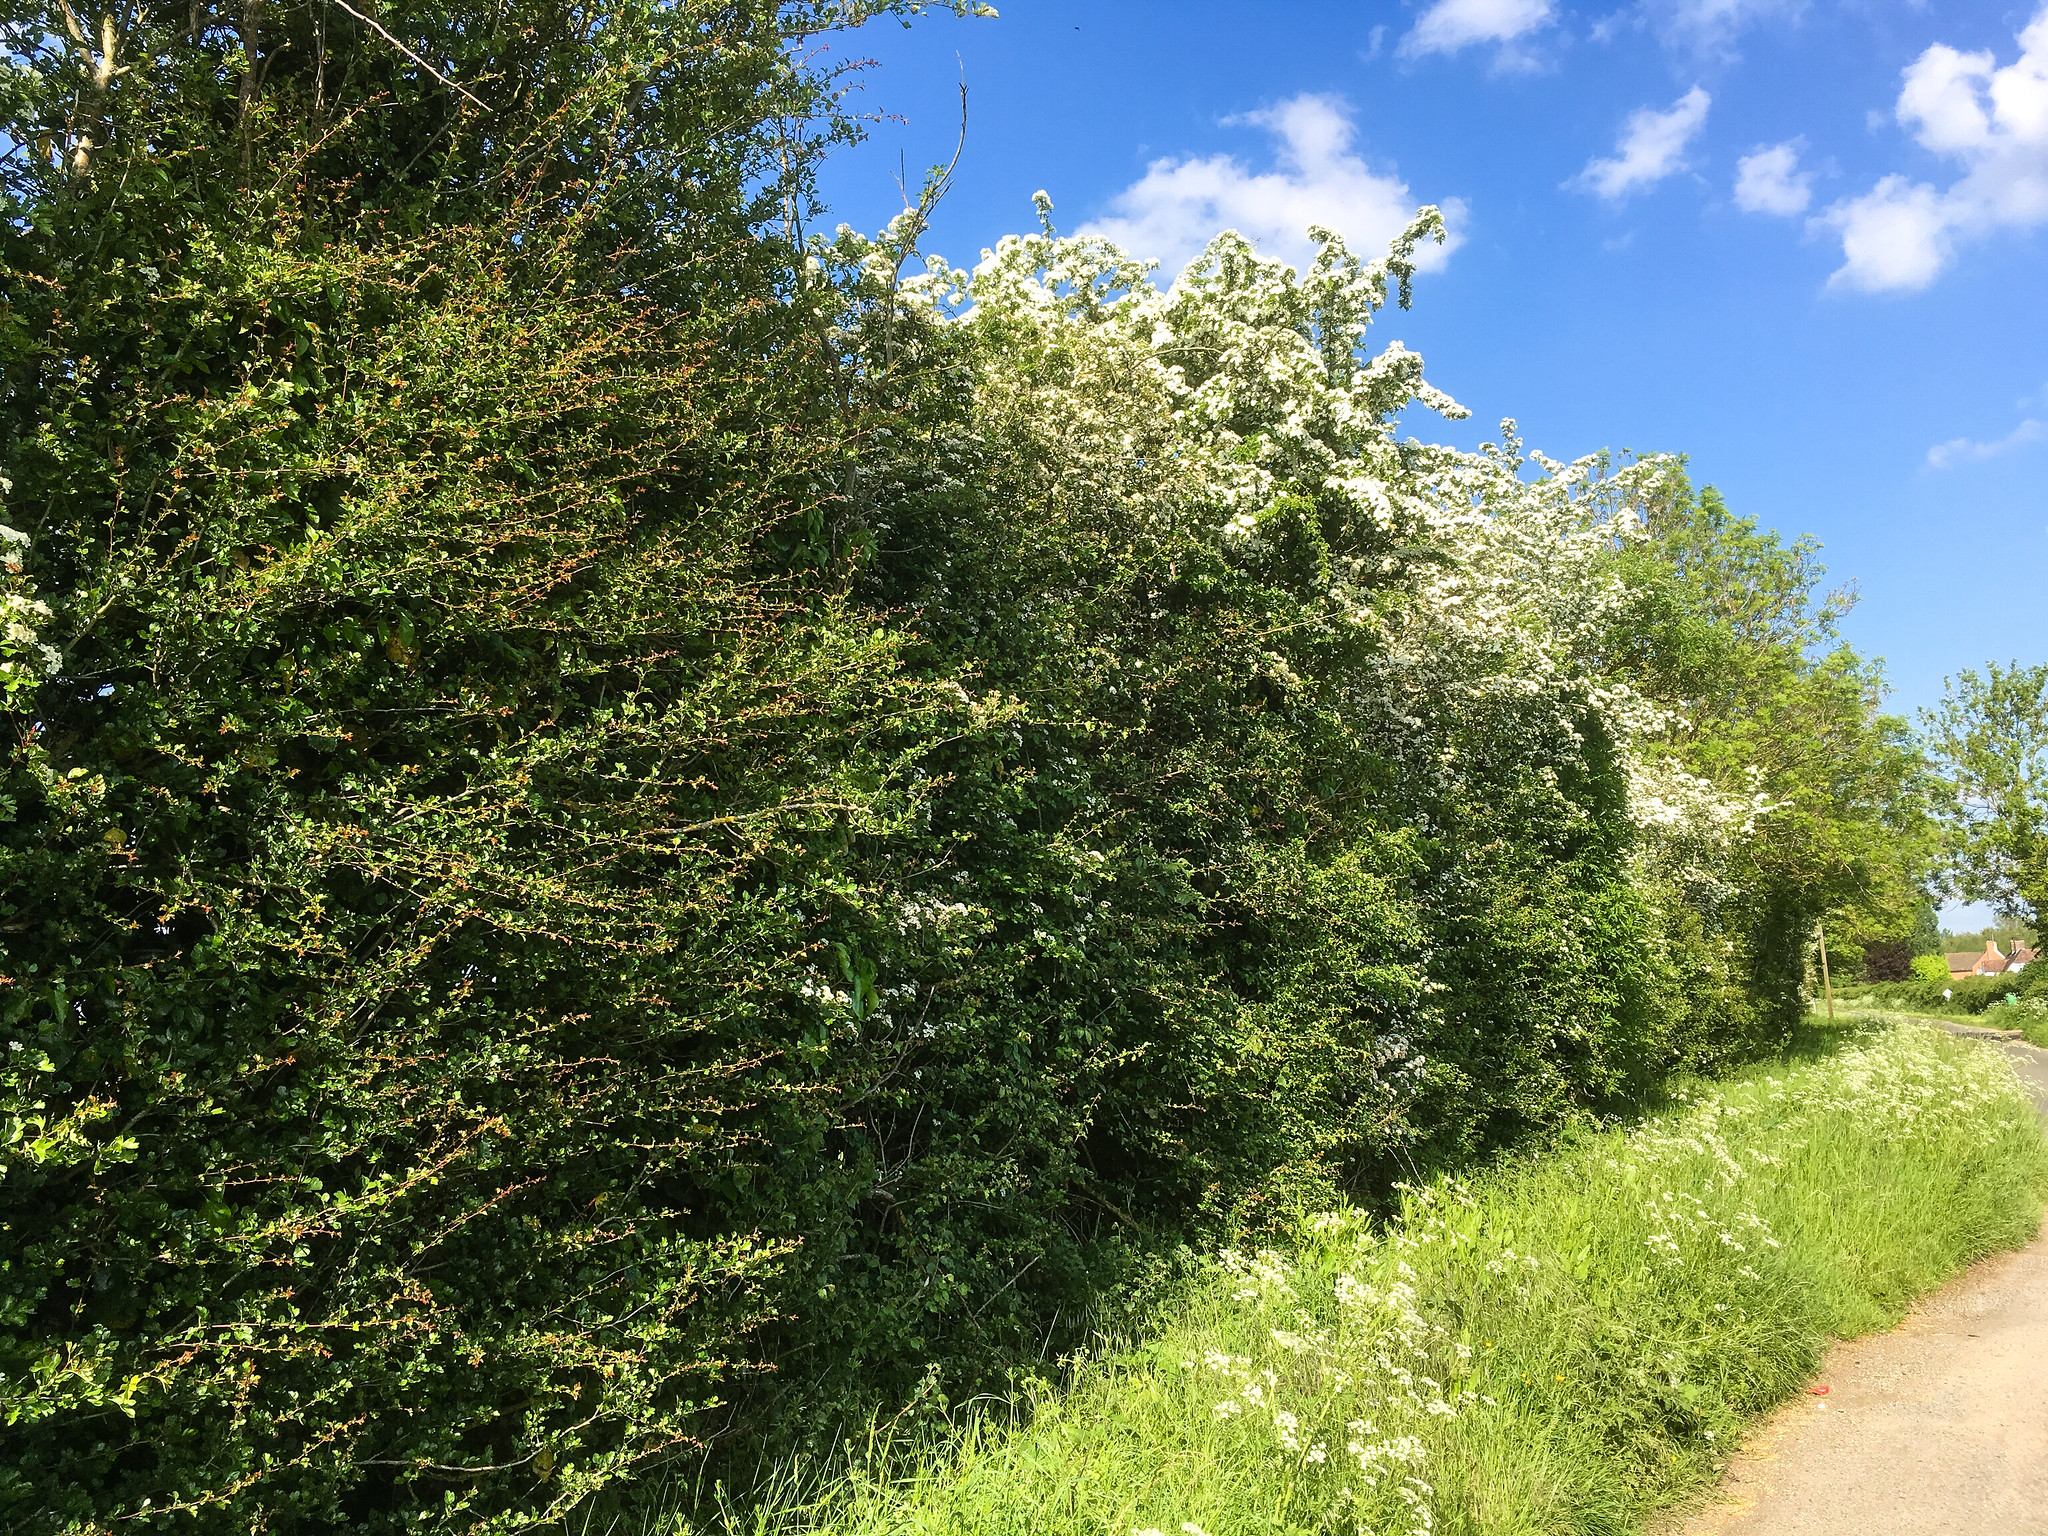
1818 176 1950 291
1401 0 1554 63
1646 0 1803 58
1733 140 1811 215
1571 87 1712 199
1077 95 1458 277
1820 6 2048 292
1927 417 2048 468
1591 0 1801 58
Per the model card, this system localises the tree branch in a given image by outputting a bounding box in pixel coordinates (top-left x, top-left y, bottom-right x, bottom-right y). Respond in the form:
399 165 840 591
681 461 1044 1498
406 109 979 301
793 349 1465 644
328 0 488 111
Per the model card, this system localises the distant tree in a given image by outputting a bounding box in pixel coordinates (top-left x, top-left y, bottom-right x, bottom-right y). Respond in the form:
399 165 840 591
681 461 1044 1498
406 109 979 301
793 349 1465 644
1610 476 1938 1036
1911 953 1952 985
1862 938 1911 982
1910 900 1945 958
1923 662 2048 927
1940 921 2037 953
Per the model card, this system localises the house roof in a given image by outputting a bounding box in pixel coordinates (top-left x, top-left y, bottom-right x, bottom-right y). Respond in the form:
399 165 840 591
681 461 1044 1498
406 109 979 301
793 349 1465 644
1947 941 2011 975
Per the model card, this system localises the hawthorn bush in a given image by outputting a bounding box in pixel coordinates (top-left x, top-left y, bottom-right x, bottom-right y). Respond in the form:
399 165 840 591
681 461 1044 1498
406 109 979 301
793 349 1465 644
0 4 978 1529
0 4 1932 1531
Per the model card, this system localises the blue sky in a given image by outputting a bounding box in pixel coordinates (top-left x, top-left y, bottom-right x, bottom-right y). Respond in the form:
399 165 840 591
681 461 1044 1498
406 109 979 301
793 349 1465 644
817 0 2047 737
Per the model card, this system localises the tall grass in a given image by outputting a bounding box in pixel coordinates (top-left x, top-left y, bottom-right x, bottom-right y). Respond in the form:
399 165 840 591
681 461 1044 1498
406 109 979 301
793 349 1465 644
2014 1004 2048 1050
650 1019 2046 1536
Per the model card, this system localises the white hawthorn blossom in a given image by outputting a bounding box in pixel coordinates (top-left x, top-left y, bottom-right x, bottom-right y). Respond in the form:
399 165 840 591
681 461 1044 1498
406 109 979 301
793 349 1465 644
1 482 62 698
954 210 1752 857
825 200 1765 963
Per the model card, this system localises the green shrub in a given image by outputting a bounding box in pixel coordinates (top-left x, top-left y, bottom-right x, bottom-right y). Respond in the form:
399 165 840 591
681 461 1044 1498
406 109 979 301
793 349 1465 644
1841 965 2044 1017
0 7 973 1531
1912 953 1952 984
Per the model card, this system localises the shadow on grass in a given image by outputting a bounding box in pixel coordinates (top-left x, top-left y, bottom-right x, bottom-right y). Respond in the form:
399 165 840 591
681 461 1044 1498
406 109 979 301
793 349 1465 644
584 1013 2048 1536
632 1019 2048 1536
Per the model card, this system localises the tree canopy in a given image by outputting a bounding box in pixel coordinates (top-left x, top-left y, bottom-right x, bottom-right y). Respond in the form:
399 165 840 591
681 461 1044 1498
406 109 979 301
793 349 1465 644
1923 662 2048 926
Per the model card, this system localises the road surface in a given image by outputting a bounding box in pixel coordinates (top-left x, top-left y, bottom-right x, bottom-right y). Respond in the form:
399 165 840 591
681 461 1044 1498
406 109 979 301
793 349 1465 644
1666 1021 2048 1536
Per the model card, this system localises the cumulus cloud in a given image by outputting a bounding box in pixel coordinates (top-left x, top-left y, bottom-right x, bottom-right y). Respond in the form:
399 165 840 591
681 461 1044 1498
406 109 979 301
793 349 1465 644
1571 87 1712 199
1819 6 2048 292
1078 95 1458 277
1401 0 1554 64
1733 140 1812 215
1818 176 1950 290
1927 417 2048 468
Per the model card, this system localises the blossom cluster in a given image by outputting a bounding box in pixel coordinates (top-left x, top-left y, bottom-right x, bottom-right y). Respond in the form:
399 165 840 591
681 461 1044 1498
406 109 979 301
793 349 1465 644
1 483 62 698
1164 1191 1508 1536
836 204 1765 910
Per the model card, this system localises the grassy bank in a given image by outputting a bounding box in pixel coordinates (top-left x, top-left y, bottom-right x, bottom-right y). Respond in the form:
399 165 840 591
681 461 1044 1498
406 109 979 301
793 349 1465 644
681 1019 2045 1536
1824 993 2048 1050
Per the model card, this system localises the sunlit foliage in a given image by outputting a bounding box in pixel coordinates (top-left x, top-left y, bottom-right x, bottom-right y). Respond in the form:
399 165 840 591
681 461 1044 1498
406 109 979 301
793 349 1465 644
0 5 1935 1530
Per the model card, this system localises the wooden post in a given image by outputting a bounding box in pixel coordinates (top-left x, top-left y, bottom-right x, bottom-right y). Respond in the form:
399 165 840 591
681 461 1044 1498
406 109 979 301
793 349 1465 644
1818 922 1834 1022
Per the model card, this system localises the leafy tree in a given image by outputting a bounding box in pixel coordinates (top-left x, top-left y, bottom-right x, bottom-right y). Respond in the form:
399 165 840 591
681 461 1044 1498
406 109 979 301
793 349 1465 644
1610 477 1935 1043
1922 661 2048 925
1860 937 1910 982
1910 899 1945 958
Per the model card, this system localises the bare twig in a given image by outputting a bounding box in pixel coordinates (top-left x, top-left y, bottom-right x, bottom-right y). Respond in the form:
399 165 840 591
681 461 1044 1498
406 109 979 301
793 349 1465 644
329 0 487 111
889 68 969 268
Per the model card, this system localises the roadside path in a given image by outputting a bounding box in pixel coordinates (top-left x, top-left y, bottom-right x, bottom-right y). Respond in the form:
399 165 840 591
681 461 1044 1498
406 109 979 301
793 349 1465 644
1668 1020 2048 1536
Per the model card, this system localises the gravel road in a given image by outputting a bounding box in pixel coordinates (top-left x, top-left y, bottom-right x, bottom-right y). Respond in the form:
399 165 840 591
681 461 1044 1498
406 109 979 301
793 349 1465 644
1667 1022 2048 1536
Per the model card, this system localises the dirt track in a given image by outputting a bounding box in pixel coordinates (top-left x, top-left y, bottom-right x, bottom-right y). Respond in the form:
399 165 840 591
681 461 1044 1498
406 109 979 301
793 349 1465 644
1667 1023 2048 1536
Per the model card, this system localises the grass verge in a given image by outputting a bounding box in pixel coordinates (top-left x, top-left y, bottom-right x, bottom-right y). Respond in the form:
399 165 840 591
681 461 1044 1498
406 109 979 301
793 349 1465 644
675 1019 2047 1536
1825 995 2048 1050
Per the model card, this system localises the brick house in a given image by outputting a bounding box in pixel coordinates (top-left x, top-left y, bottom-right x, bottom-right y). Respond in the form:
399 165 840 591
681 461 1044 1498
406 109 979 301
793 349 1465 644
1945 940 2036 980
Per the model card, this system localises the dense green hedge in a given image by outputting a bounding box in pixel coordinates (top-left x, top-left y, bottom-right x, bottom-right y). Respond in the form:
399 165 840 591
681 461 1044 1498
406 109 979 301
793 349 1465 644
0 5 1932 1531
0 7 949 1529
1837 965 2045 1017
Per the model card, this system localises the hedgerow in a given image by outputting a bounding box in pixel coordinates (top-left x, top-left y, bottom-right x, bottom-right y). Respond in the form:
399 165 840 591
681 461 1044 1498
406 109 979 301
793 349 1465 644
0 5 1933 1531
1839 966 2046 1016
